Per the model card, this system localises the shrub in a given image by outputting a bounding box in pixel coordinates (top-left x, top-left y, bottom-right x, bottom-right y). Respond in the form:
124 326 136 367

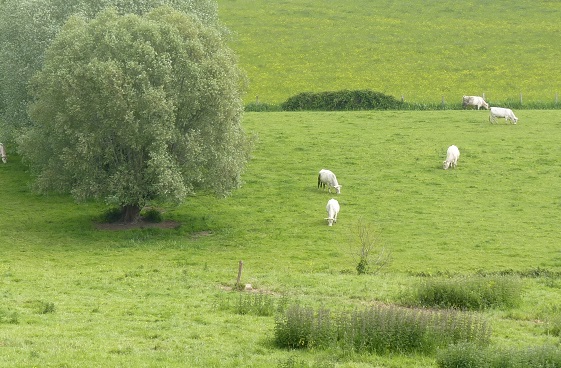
142 208 163 223
281 90 403 111
235 292 277 317
274 303 490 355
348 219 391 275
409 275 521 310
101 207 123 223
245 101 282 112
216 292 288 317
437 343 561 368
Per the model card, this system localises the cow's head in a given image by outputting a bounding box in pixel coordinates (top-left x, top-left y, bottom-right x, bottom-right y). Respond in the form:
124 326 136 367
325 217 335 226
443 160 450 170
483 101 489 109
334 185 342 194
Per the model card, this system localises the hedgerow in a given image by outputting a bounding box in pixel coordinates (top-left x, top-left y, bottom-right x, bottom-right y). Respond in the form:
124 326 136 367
280 90 403 111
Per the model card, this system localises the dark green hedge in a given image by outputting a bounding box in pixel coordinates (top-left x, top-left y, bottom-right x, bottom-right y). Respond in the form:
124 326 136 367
281 90 403 111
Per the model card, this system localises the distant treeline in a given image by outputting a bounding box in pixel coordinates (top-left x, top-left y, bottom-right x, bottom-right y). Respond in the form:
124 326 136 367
245 90 561 112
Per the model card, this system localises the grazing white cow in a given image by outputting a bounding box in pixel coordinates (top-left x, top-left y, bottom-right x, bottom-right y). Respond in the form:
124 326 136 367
318 169 342 194
489 107 518 124
0 143 6 163
443 145 460 170
462 95 489 110
325 198 340 226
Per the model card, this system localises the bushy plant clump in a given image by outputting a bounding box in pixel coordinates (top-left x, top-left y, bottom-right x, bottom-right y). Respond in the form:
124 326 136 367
274 303 490 355
437 343 561 368
281 90 403 111
407 275 522 310
216 292 289 317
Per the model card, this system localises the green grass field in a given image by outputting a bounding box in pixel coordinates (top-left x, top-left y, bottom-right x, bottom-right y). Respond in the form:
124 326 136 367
2 110 561 367
217 0 561 106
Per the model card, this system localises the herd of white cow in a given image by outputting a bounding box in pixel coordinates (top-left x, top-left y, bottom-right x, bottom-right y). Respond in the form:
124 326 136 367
0 96 517 227
319 95 518 226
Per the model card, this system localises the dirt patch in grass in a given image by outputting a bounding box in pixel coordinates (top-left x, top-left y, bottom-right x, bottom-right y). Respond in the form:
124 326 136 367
95 219 180 231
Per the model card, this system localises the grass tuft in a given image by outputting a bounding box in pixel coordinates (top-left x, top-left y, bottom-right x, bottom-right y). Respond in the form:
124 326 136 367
437 343 561 368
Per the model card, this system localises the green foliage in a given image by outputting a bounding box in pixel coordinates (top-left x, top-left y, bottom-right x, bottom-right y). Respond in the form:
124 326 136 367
19 7 250 219
141 208 163 223
437 343 561 368
274 303 490 355
281 90 403 111
0 0 220 142
216 292 289 317
407 276 522 310
244 102 283 112
235 292 277 316
349 219 391 275
0 308 18 324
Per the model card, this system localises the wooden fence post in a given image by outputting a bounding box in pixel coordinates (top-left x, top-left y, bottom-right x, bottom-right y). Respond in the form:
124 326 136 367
236 260 243 287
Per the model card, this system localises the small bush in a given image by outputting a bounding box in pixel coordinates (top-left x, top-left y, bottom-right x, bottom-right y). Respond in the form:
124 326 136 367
348 219 391 275
101 207 123 223
436 343 487 368
216 292 288 317
408 275 521 310
437 343 561 368
236 292 277 317
274 303 490 354
245 102 282 112
281 90 403 111
142 208 163 223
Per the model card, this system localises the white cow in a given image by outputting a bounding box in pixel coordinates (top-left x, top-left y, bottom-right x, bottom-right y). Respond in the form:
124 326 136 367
489 107 518 124
443 145 460 170
325 198 340 226
462 95 489 110
0 143 6 163
318 169 342 194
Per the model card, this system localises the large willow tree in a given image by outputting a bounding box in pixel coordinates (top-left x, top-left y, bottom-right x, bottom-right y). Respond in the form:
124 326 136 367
0 0 219 143
19 7 251 222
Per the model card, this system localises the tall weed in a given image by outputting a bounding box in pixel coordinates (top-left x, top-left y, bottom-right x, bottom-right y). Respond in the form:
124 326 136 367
437 343 561 368
274 303 490 355
406 275 521 310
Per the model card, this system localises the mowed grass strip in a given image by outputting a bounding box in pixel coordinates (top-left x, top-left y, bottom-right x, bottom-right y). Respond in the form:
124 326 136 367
1 110 561 367
217 0 561 105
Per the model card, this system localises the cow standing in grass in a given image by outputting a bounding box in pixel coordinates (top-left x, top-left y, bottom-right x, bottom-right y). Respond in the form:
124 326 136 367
318 169 342 194
489 107 518 124
443 145 460 170
325 198 340 226
0 143 6 163
463 95 489 110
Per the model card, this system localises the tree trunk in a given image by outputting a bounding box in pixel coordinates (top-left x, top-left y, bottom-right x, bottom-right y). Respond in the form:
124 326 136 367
120 204 141 223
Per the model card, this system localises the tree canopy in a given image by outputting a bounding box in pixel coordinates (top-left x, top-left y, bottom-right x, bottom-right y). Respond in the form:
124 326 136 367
0 0 221 142
19 6 250 222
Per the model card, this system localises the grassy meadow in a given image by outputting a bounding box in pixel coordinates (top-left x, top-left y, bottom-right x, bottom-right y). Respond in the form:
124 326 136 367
2 110 561 367
217 0 561 106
